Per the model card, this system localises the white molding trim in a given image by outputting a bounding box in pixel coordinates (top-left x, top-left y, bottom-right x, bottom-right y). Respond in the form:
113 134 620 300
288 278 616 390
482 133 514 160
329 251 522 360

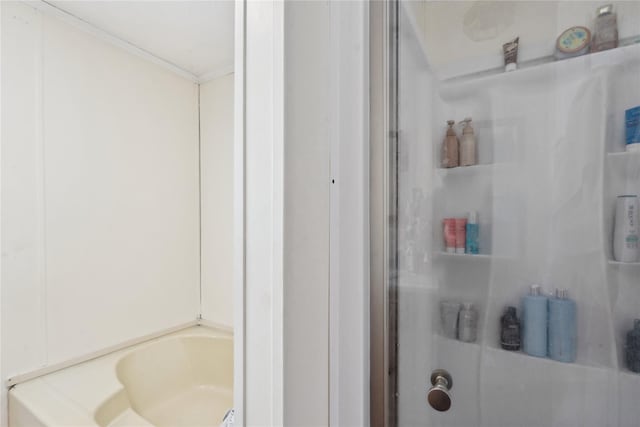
198 65 235 84
197 318 234 334
24 0 235 84
6 320 200 387
233 1 246 426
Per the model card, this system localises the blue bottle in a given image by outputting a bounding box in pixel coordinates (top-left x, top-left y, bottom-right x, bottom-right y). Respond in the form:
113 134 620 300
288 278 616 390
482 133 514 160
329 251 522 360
521 285 548 357
465 211 479 254
548 289 577 363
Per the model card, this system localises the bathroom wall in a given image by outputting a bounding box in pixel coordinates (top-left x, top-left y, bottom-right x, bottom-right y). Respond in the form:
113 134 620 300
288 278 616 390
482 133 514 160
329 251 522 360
200 73 234 327
417 0 640 78
1 0 200 411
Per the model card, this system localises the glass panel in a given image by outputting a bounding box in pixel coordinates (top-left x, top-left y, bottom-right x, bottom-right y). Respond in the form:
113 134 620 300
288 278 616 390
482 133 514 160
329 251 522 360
392 1 640 425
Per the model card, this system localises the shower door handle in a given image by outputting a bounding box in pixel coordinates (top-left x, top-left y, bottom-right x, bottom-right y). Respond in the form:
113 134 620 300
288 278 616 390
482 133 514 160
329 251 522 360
427 369 452 412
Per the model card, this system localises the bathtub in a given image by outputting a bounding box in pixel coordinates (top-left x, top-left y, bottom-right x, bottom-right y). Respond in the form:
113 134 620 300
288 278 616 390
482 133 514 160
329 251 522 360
9 326 233 427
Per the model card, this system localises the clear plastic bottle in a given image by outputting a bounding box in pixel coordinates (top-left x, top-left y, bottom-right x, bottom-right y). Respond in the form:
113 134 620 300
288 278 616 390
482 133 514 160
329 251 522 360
458 303 478 343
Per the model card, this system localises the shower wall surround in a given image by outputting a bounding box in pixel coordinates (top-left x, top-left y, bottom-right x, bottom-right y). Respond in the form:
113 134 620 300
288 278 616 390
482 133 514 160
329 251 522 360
1 2 232 423
396 3 640 426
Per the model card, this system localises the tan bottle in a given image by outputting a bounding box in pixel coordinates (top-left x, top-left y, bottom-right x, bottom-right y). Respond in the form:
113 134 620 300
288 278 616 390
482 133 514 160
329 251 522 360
592 4 618 52
459 118 476 166
441 120 459 168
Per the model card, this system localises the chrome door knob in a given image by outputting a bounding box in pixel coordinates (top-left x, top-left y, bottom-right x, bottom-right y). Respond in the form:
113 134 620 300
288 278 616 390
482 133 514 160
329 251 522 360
427 369 452 412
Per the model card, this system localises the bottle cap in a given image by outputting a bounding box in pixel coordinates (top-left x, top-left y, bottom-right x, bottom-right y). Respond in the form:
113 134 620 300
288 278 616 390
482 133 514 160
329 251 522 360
460 118 474 134
555 288 569 299
597 4 613 16
447 120 455 127
467 211 478 224
505 62 517 72
529 284 542 296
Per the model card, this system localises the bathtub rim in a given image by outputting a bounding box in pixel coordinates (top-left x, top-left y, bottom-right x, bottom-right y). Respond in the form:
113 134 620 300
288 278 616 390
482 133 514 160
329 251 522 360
7 319 231 388
8 324 233 427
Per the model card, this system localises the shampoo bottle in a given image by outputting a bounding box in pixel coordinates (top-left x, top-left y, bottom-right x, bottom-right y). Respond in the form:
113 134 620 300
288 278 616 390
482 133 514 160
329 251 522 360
521 285 548 358
548 289 577 363
459 118 476 166
441 120 459 168
626 319 640 373
613 195 639 263
465 211 479 254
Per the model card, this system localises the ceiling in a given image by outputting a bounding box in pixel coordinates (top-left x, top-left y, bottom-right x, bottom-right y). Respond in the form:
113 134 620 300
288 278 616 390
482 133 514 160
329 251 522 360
47 0 234 80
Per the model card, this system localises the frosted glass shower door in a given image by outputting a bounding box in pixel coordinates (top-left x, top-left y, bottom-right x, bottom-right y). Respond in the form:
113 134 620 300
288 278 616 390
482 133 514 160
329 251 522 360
377 1 640 426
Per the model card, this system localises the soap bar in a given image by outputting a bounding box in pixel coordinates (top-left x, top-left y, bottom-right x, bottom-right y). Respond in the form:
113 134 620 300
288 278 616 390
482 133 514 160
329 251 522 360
626 106 640 151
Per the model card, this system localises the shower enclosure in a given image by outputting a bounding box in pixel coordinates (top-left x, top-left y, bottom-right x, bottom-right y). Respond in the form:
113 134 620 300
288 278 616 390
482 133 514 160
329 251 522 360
370 1 640 426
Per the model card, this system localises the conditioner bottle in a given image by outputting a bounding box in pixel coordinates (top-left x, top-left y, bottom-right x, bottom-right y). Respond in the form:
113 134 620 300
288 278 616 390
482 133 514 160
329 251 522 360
548 289 577 363
459 117 476 166
522 285 548 358
441 120 459 168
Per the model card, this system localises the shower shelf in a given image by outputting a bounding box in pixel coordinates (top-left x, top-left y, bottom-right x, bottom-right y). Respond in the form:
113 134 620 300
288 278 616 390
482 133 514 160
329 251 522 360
437 334 481 348
607 260 640 267
484 345 611 370
607 151 640 158
438 42 640 102
435 252 511 261
436 252 492 260
435 163 494 177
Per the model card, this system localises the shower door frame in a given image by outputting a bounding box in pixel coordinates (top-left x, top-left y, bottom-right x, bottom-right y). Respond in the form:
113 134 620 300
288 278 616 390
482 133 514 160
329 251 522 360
370 1 399 426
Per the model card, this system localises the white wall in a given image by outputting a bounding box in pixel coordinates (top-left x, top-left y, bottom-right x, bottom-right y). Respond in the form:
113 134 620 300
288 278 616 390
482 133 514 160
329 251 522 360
241 2 369 425
328 1 370 426
201 73 234 327
283 1 331 425
1 1 200 419
242 1 285 424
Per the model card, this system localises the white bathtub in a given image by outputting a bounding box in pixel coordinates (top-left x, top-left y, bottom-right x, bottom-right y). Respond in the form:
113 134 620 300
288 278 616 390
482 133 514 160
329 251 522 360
9 326 233 427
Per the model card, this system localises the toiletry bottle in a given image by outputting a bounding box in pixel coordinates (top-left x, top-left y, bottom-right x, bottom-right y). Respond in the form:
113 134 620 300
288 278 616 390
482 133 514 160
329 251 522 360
500 306 521 351
443 218 456 253
441 120 459 168
521 284 548 358
465 211 479 254
454 218 467 254
440 301 461 339
458 303 478 343
625 319 640 373
548 289 577 363
459 118 476 166
613 195 639 263
503 37 519 72
592 4 618 53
